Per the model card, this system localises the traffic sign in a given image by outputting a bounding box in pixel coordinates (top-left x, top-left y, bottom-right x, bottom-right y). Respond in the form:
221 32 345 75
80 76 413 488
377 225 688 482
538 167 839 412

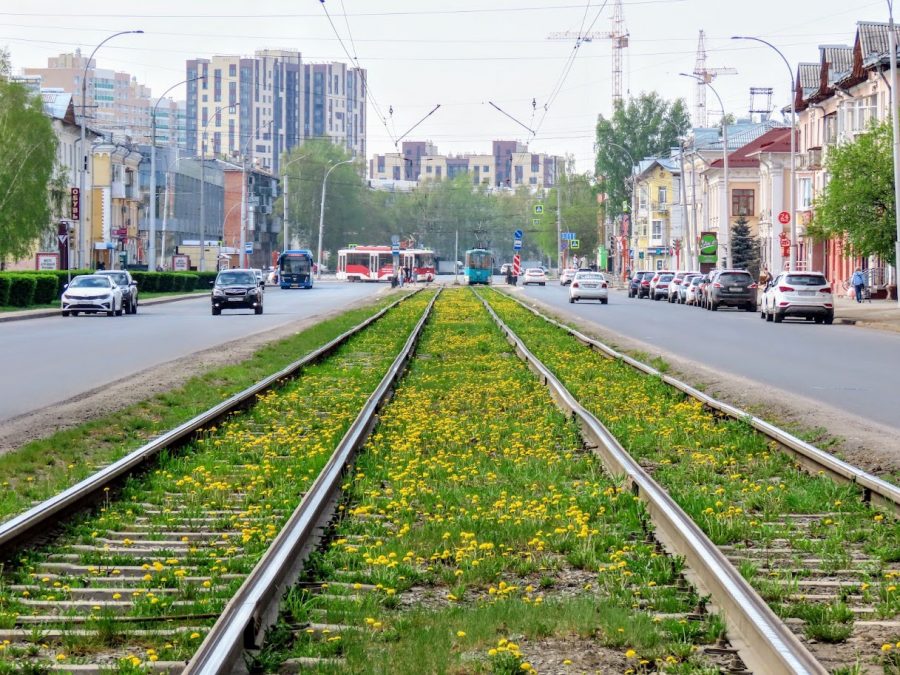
391 235 400 245
570 239 580 250
245 242 254 254
561 232 576 241
513 239 522 250
391 243 400 252
513 229 523 239
532 219 540 226
58 234 68 246
533 204 543 215
778 211 791 225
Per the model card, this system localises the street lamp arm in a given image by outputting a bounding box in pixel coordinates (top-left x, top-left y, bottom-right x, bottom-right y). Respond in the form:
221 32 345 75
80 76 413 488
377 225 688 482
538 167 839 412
731 36 794 87
317 159 356 279
153 76 203 118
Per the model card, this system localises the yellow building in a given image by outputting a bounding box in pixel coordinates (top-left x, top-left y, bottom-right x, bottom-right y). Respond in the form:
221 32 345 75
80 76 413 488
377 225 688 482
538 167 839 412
632 158 683 271
90 142 143 269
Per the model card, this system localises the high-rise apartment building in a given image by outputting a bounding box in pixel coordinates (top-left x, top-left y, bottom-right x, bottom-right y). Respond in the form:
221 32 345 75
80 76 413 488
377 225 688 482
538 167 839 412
24 51 184 146
186 50 366 175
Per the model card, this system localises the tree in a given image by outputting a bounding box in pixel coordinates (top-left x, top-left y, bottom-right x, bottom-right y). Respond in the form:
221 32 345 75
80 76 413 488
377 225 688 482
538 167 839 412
594 92 691 224
0 66 58 264
810 120 895 264
731 215 760 277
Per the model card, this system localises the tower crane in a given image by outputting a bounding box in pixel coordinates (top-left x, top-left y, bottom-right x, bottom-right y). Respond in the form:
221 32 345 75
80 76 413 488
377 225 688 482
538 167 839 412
692 29 737 126
547 0 629 105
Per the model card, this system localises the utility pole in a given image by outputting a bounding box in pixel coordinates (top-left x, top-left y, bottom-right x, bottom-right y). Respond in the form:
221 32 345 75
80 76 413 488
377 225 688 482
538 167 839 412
889 1 900 304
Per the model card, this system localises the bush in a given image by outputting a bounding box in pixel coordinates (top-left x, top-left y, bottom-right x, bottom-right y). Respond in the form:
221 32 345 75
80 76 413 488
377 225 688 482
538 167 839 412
32 274 59 304
195 271 218 290
0 276 10 306
7 275 37 307
132 271 155 292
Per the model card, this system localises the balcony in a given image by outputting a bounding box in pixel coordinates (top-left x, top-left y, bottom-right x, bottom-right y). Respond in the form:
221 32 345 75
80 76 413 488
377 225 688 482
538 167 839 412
111 181 126 199
807 148 822 169
652 201 669 213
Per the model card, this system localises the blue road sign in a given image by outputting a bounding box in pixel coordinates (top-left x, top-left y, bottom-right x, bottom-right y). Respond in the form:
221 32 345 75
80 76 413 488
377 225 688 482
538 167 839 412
513 229 523 239
244 242 254 254
513 239 523 250
391 243 400 252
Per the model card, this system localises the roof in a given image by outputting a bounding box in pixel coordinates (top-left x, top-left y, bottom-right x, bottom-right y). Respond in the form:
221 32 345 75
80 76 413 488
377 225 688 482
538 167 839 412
710 127 795 168
798 63 819 98
820 45 854 85
635 156 680 180
41 89 75 123
857 21 900 67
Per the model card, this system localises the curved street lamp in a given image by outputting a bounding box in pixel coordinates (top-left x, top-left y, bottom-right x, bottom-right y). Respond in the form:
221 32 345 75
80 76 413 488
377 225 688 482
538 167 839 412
680 72 731 269
240 118 275 268
317 159 355 279
731 35 796 271
149 75 202 271
78 30 143 269
200 102 241 271
281 152 310 251
605 141 637 278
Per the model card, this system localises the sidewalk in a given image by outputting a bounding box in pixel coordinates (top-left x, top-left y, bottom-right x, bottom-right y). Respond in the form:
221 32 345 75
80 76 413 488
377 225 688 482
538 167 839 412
833 295 900 333
0 292 201 323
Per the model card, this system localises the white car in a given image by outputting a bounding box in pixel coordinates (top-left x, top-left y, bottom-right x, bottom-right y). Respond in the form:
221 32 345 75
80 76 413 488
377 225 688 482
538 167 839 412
61 274 124 317
569 271 609 304
684 276 703 306
761 271 834 324
521 268 547 286
559 268 577 286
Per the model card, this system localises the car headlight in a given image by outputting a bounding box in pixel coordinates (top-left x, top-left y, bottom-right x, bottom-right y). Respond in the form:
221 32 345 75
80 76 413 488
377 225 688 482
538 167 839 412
248 288 259 295
213 288 225 296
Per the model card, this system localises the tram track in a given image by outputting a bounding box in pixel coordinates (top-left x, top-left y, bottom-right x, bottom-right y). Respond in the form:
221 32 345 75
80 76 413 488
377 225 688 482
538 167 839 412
242 289 797 674
0 289 437 673
479 288 900 673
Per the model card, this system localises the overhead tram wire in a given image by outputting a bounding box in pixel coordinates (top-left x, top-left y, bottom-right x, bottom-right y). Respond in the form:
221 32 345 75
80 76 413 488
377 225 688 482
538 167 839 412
320 0 396 147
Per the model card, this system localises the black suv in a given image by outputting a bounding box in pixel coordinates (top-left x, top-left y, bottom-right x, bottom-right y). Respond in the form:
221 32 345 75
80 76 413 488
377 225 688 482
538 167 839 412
211 269 264 315
705 269 757 312
95 269 139 314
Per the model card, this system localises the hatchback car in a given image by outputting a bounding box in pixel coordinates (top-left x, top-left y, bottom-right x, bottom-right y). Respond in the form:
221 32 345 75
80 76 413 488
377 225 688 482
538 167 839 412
684 275 704 306
61 275 124 317
649 273 675 301
629 271 654 298
761 272 834 324
675 273 701 304
559 268 577 286
705 270 757 311
569 272 609 304
94 269 138 314
211 268 264 315
521 268 548 286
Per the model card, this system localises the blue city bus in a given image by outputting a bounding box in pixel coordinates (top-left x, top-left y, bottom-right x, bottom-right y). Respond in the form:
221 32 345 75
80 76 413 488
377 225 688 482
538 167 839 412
464 248 493 285
279 249 314 289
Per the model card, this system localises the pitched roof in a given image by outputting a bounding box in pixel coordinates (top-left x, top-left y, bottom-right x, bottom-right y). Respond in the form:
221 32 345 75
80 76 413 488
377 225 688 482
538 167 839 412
635 156 680 180
709 127 795 168
856 21 900 68
820 44 854 85
798 63 819 97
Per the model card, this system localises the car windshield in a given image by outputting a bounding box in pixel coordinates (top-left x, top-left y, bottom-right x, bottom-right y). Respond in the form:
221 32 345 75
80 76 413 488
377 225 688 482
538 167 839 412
576 273 604 281
785 274 827 286
659 274 674 282
718 272 752 283
217 271 256 285
691 277 702 286
100 273 127 285
70 277 111 288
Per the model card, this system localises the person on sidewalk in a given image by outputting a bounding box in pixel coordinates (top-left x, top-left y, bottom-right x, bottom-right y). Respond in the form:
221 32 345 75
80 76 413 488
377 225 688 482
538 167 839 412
758 266 772 287
851 267 866 303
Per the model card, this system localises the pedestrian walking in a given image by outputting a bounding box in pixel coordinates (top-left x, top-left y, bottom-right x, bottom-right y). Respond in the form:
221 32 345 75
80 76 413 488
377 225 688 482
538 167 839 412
758 266 772 287
851 267 866 303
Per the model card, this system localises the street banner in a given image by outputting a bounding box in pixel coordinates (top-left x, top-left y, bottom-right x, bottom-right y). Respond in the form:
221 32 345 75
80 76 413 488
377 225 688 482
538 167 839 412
699 232 717 264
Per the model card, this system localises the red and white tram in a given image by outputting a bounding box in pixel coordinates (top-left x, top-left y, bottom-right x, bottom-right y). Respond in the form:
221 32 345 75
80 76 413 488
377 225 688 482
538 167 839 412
336 246 435 282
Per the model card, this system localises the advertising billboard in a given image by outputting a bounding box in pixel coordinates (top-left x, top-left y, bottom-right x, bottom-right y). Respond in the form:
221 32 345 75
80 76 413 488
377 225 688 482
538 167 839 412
699 232 718 265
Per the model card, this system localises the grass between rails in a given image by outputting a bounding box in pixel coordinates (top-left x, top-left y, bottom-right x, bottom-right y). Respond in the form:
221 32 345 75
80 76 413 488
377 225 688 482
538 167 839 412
255 288 725 675
481 289 900 662
0 291 435 671
0 291 411 525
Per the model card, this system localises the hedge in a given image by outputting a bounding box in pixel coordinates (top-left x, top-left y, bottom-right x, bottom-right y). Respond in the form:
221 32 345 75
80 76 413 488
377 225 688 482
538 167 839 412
7 275 37 307
32 274 59 304
0 276 10 306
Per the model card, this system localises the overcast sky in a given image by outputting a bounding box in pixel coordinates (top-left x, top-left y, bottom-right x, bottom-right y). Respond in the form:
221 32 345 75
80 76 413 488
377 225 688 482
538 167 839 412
1 0 890 171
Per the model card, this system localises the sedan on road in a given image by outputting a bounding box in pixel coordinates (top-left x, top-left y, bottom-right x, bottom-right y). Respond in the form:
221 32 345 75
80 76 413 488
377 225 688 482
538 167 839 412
569 271 609 304
521 268 548 286
61 275 124 317
559 268 577 286
761 272 834 324
211 269 265 315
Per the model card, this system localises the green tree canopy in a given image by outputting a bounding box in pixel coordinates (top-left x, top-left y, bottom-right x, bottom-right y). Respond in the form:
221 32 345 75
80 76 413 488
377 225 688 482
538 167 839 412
594 92 691 223
0 58 58 263
810 120 896 264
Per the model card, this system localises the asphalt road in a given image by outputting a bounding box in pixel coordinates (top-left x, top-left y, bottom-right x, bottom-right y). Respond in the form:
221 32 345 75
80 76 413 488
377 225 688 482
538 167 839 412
516 280 900 432
0 283 384 422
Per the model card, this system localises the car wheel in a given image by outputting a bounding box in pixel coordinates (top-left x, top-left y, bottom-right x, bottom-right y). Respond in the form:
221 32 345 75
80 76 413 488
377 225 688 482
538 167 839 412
760 308 766 319
773 311 784 323
601 298 608 305
814 316 824 324
255 305 264 315
540 283 545 286
107 308 115 317
710 301 718 311
115 303 124 316
766 306 774 322
746 304 756 312
569 297 575 303
61 310 69 317
824 314 834 325
131 300 138 315
71 311 79 317
212 307 221 316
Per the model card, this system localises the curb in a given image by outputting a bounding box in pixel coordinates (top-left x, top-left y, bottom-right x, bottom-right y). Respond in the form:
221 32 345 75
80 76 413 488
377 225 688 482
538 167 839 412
0 292 202 324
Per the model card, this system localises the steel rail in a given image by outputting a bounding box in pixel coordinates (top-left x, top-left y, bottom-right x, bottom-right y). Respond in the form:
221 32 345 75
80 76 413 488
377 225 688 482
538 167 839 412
500 291 900 513
0 290 421 552
183 289 440 675
475 290 825 675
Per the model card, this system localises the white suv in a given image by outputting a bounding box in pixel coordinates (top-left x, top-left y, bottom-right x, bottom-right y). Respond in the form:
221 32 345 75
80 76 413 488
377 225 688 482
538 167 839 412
761 272 834 324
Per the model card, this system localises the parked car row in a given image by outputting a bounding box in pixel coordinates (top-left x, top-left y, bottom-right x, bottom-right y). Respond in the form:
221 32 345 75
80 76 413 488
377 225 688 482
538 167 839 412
61 270 139 317
627 268 835 324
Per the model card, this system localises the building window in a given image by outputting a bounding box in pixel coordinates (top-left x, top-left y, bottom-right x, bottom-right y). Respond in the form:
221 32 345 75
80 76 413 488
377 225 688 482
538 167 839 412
392 166 400 180
639 186 648 209
652 220 662 239
229 64 236 77
657 186 667 204
732 189 754 216
799 178 813 210
483 165 489 172
426 165 432 174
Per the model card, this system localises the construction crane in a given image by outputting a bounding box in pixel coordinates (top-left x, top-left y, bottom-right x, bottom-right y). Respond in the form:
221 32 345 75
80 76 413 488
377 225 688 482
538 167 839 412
692 29 737 127
547 0 629 105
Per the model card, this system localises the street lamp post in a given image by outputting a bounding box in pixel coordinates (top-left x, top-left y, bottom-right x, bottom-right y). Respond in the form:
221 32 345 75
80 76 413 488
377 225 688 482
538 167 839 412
240 118 275 268
888 1 900 303
680 73 730 268
200 102 240 272
317 159 355 279
606 141 636 278
78 30 143 270
150 76 201 272
281 153 310 251
732 36 796 271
